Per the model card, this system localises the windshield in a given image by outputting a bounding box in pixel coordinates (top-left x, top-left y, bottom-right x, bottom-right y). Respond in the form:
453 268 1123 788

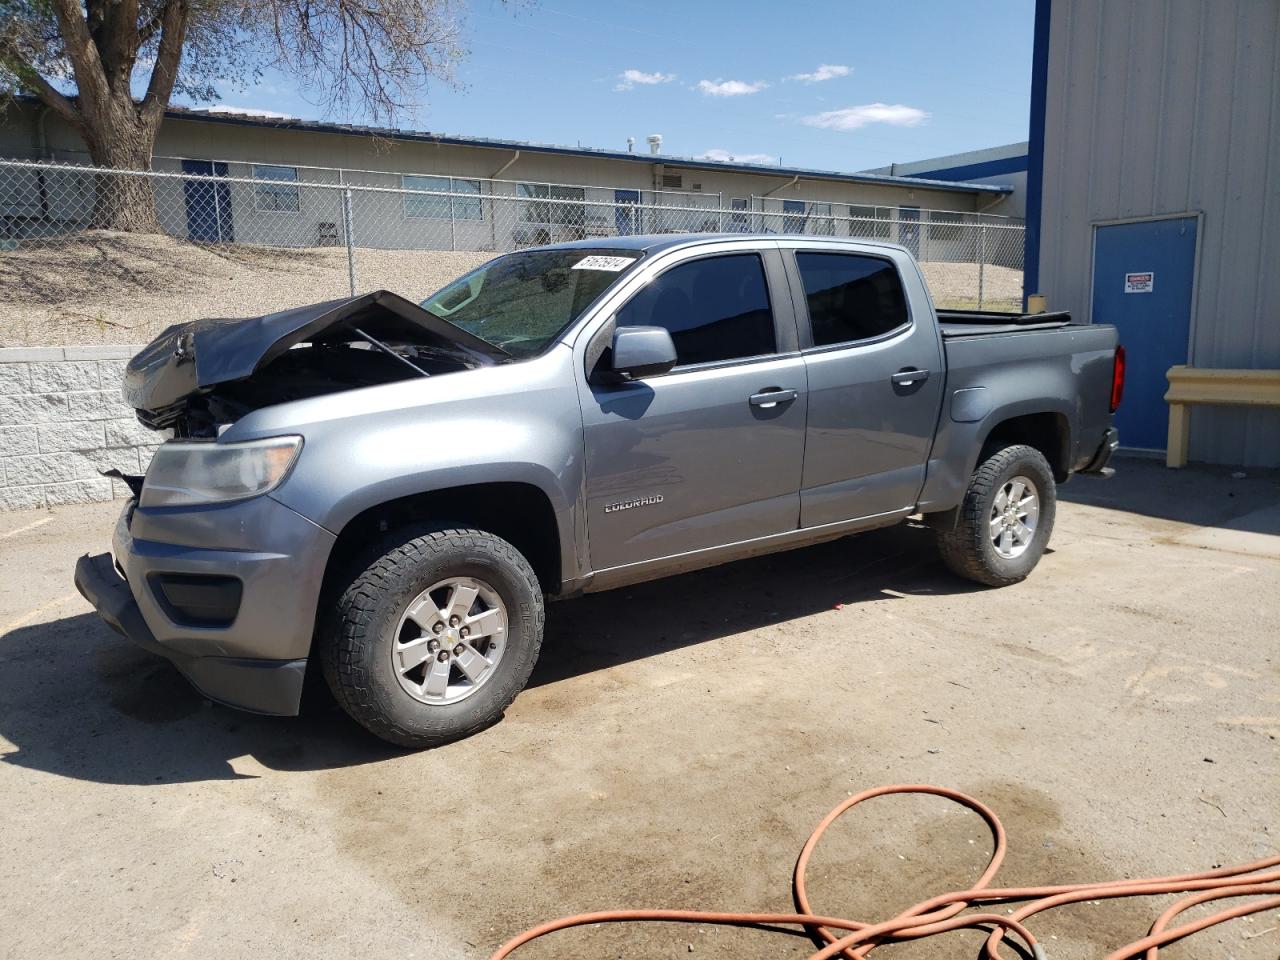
421 249 643 358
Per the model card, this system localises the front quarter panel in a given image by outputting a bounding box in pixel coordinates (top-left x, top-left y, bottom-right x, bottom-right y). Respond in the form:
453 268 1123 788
222 350 586 581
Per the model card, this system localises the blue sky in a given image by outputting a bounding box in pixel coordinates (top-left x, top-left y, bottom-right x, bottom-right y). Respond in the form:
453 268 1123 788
189 0 1035 173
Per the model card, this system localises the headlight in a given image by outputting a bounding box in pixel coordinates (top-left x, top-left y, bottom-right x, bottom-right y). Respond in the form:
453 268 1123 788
140 436 303 508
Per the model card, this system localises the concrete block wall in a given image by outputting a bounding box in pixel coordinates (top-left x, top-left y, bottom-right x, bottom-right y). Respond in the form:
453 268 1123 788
0 345 163 511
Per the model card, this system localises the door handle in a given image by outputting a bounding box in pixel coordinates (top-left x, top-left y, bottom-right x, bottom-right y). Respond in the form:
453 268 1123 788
891 368 931 387
749 387 798 408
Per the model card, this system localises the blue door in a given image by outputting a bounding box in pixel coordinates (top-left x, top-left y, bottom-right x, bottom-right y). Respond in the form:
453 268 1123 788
614 189 640 235
899 206 920 257
1091 216 1198 451
182 160 234 243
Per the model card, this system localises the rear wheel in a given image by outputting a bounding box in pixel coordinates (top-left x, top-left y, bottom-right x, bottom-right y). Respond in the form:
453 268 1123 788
320 525 543 747
936 444 1057 587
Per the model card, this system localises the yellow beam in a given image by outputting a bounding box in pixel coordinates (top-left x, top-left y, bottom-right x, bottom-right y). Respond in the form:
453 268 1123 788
1163 366 1280 468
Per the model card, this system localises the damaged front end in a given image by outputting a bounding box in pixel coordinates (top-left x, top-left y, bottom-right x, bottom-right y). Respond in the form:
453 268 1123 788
124 289 506 439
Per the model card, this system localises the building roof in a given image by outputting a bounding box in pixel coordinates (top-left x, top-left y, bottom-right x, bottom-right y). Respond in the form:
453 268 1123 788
165 105 1013 196
861 141 1029 182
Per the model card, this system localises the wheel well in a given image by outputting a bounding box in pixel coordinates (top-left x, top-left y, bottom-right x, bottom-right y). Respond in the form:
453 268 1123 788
321 483 562 602
981 412 1071 480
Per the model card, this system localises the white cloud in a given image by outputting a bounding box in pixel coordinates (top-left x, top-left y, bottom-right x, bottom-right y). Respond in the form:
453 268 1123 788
800 102 929 130
697 79 767 97
788 63 851 83
194 105 297 120
615 69 676 91
696 148 778 165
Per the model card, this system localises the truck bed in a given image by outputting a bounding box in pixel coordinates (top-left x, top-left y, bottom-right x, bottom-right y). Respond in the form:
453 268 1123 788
937 308 1072 338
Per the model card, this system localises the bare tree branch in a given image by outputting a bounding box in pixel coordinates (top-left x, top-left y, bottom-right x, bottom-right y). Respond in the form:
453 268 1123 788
46 0 110 107
101 0 144 84
141 0 190 123
0 38 84 132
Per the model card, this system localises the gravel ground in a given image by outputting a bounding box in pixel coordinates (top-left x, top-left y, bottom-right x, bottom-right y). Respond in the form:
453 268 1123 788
0 232 1024 347
1 458 1277 960
919 261 1024 311
0 231 490 347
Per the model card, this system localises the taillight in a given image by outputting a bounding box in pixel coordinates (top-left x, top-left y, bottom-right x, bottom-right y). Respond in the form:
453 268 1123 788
1110 344 1126 412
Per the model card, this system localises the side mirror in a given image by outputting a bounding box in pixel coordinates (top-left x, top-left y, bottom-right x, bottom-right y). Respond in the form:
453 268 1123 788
611 325 677 380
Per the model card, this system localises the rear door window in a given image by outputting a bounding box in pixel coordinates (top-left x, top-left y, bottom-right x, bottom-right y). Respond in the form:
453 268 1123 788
616 253 776 367
795 252 909 346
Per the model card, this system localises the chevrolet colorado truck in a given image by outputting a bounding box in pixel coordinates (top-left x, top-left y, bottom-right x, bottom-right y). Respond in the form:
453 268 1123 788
75 234 1123 747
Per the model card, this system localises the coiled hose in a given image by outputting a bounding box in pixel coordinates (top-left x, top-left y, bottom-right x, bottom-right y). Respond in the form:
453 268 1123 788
490 784 1280 960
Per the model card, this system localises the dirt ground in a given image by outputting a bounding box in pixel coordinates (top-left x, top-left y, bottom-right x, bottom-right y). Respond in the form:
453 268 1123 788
1 458 1277 960
0 231 490 347
917 261 1023 312
0 231 1023 347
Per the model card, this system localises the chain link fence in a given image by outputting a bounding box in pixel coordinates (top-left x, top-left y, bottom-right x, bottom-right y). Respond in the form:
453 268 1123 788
0 158 1024 347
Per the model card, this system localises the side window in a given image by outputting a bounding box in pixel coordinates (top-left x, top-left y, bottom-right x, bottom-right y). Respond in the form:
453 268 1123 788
616 254 776 367
795 253 909 347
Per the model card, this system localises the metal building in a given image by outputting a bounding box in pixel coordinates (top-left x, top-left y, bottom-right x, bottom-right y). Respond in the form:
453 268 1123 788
862 142 1029 219
1026 0 1280 467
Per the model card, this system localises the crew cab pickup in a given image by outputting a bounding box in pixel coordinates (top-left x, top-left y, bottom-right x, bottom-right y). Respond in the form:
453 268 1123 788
75 235 1123 746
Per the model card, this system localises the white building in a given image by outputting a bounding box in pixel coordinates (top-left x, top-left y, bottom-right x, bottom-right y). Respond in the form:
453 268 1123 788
0 99 1016 261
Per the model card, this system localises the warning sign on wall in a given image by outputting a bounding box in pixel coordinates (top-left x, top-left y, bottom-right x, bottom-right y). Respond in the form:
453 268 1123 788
1124 272 1155 294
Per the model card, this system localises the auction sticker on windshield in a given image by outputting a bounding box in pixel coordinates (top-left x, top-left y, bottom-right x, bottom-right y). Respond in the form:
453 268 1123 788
572 256 635 272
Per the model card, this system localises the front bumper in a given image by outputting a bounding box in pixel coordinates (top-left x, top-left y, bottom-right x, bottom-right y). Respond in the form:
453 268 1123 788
75 495 336 716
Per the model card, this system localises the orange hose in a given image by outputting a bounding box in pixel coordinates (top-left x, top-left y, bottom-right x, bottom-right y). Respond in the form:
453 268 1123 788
489 784 1280 960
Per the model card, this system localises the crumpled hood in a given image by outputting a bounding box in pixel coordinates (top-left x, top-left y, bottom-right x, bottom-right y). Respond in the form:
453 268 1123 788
123 289 504 412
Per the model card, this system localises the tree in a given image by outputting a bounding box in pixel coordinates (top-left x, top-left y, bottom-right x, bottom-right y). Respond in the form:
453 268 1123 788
0 0 469 230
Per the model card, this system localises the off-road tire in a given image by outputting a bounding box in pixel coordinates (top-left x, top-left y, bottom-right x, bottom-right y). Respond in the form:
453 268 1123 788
936 444 1057 587
320 525 543 747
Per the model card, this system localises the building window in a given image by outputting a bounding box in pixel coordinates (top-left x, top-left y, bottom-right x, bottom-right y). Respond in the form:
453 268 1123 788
810 202 835 236
616 254 775 366
517 183 586 225
253 165 299 212
848 204 891 239
928 211 965 243
783 199 806 234
404 175 483 221
796 253 908 347
730 197 749 231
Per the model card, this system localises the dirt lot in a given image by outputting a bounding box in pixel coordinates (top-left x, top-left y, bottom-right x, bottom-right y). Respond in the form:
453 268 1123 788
0 231 490 347
1 458 1277 960
0 231 1023 346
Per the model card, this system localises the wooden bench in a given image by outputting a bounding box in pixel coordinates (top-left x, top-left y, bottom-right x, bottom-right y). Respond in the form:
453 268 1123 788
1164 366 1280 468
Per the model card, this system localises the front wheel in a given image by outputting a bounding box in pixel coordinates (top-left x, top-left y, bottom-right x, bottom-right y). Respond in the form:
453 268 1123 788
320 525 544 747
936 444 1057 587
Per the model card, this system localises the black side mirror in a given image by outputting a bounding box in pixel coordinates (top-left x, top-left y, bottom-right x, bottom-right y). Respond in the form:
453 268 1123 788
611 326 677 379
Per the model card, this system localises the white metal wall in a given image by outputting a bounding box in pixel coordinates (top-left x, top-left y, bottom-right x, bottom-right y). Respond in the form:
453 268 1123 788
1036 0 1280 466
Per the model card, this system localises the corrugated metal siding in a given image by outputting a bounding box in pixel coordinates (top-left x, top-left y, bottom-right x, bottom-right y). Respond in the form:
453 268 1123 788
1037 0 1280 466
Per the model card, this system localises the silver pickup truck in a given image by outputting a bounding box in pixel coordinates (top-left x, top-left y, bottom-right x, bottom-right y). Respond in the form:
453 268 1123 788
75 234 1123 746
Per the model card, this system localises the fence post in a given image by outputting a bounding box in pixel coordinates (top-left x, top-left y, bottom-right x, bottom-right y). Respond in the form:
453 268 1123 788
449 178 458 251
978 224 987 310
488 182 498 251
342 187 357 296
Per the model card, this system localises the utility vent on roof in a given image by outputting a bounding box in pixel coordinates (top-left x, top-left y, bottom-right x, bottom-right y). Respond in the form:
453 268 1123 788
661 174 683 189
